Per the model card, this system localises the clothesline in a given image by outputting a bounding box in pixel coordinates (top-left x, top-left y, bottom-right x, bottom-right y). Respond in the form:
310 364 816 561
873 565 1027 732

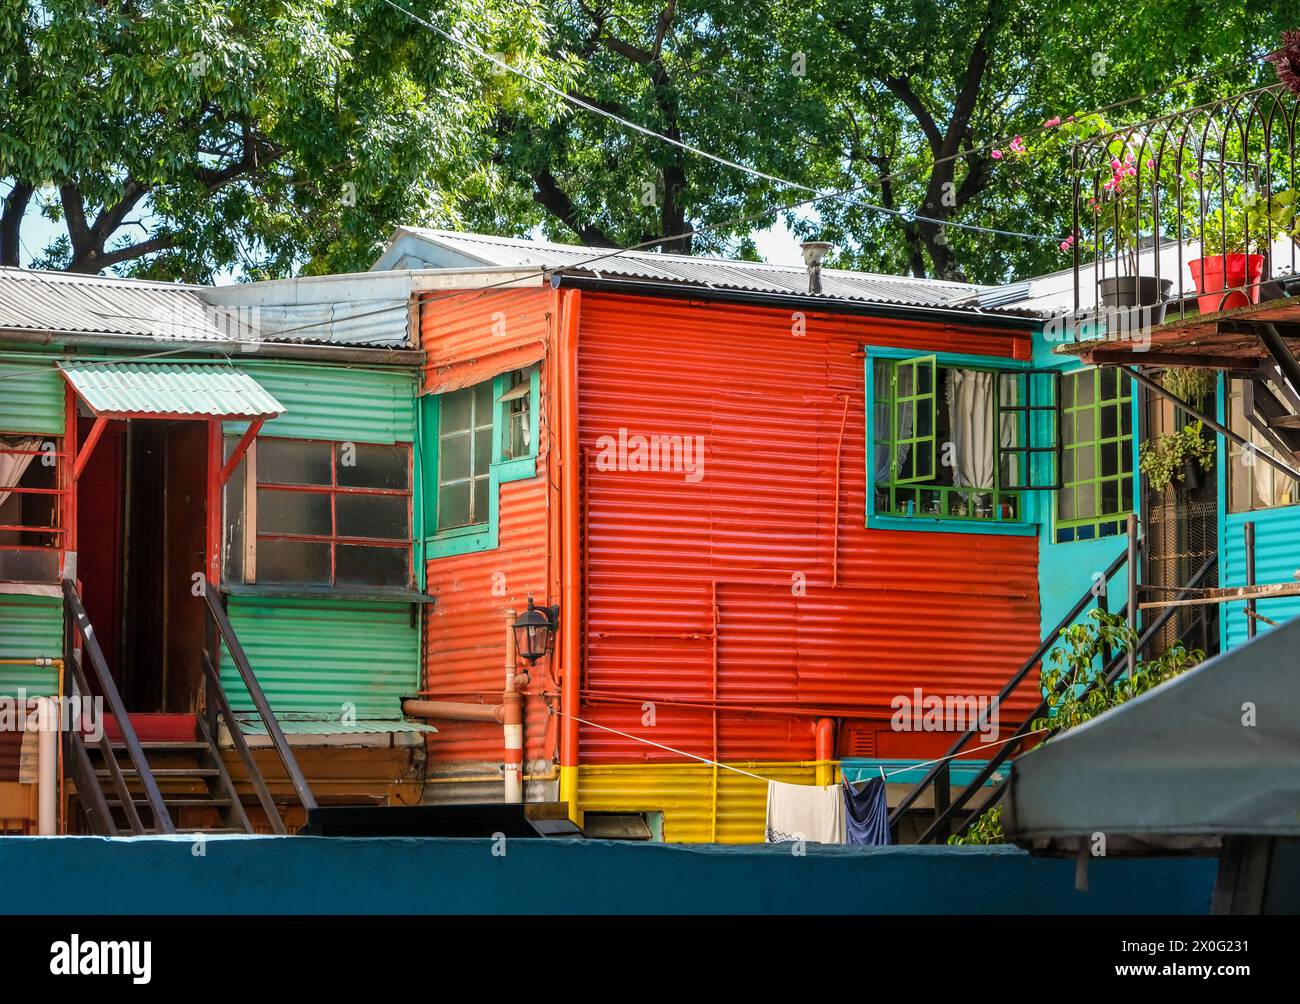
552 707 1048 786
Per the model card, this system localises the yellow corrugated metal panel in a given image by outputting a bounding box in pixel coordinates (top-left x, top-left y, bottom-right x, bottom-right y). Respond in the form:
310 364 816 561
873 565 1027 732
576 761 821 844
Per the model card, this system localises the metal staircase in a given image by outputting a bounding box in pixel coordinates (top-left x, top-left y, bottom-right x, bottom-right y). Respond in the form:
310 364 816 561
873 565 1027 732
61 578 316 835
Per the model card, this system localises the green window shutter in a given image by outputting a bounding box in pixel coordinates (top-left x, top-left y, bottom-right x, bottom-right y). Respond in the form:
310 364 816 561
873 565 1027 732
997 370 1061 489
891 354 937 484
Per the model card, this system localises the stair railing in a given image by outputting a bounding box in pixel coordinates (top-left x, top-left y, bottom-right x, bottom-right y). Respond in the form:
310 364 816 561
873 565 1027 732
912 552 1219 844
199 582 317 832
62 578 174 835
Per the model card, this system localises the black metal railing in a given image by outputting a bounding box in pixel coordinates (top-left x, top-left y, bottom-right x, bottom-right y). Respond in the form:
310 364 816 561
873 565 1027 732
62 579 175 835
1068 83 1300 322
199 582 317 832
908 553 1219 845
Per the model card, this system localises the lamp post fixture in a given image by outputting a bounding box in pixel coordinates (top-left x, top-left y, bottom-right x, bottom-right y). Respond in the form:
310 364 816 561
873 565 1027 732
513 596 559 665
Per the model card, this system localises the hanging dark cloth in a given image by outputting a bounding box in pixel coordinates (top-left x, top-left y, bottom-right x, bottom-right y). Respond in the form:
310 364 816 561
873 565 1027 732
843 776 892 846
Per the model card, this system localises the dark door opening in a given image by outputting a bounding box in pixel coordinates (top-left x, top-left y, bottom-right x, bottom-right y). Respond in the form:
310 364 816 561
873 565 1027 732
76 419 208 712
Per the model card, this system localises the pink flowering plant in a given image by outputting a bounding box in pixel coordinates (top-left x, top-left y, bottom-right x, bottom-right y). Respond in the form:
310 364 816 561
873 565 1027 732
1003 112 1196 274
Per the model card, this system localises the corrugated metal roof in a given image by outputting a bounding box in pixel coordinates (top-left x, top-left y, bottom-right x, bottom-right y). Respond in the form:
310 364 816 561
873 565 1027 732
59 362 284 418
0 267 252 342
381 227 1024 312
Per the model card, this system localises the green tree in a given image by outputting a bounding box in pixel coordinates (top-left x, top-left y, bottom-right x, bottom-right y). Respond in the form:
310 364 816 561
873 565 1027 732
0 0 556 280
481 0 1298 281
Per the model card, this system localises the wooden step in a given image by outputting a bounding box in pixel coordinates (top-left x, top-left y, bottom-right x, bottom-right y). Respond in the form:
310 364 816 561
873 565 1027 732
91 742 211 755
94 767 220 778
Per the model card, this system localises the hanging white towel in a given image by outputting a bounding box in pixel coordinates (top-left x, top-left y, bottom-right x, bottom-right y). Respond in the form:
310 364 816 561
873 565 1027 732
765 780 846 844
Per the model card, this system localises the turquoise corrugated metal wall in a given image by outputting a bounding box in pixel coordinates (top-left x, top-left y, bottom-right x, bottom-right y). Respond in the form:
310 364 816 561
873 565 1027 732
0 593 61 697
224 361 417 444
0 358 64 434
220 597 419 719
1221 506 1300 649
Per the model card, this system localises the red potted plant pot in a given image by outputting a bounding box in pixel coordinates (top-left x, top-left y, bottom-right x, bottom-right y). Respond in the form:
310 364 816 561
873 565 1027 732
1187 253 1265 315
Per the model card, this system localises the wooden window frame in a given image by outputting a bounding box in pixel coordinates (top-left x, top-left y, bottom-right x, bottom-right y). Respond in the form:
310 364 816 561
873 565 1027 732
233 436 413 588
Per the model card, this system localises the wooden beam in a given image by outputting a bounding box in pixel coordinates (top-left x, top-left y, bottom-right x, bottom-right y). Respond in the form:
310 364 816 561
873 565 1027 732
1139 580 1300 610
218 417 265 486
71 415 108 482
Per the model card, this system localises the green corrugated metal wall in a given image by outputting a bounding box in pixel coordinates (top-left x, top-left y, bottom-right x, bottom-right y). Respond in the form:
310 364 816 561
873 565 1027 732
0 593 61 697
224 362 417 444
0 358 64 435
220 597 419 719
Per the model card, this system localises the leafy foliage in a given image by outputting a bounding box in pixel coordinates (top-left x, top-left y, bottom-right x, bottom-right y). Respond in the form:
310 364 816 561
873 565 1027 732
1139 420 1216 492
0 0 558 280
951 609 1203 844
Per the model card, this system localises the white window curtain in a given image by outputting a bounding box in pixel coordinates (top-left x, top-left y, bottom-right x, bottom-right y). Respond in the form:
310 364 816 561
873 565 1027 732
0 436 40 510
946 370 996 489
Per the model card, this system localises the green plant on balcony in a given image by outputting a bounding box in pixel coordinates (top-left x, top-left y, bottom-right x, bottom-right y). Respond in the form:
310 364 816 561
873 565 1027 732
1139 420 1215 492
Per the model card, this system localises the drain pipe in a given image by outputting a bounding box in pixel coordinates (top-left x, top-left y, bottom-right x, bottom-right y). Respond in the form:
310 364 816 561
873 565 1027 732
503 609 524 803
402 609 525 804
37 697 57 835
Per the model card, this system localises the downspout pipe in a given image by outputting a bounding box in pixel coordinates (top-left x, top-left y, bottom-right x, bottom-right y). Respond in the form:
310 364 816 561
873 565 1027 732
557 288 583 823
503 609 524 804
815 717 836 787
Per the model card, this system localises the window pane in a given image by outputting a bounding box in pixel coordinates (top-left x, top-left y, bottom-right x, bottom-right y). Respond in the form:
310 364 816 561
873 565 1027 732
257 540 331 584
440 432 471 483
258 489 331 536
337 443 408 490
473 380 493 419
337 494 408 541
438 481 471 530
257 438 332 486
0 549 59 582
335 545 408 588
474 427 492 474
473 475 489 524
440 388 473 434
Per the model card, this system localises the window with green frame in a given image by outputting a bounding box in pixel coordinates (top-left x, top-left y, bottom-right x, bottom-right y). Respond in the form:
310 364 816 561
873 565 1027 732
1055 368 1134 542
421 365 540 555
871 355 1057 523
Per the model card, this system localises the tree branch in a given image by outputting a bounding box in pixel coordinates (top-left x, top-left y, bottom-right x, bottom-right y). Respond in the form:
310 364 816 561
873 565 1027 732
532 169 614 246
0 182 34 267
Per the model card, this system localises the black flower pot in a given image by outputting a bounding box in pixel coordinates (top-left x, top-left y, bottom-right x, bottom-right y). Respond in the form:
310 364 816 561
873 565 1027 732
1098 276 1174 326
1178 459 1204 492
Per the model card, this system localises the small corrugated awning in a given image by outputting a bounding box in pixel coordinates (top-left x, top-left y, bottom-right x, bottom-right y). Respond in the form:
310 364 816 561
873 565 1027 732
59 362 284 420
237 718 437 737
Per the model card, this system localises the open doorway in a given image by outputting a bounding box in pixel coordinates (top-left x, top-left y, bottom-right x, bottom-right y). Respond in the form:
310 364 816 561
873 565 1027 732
76 419 208 713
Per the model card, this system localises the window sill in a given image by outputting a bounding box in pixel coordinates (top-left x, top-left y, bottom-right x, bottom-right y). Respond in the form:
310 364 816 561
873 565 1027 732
425 522 496 558
492 455 538 484
865 513 1038 536
222 583 434 604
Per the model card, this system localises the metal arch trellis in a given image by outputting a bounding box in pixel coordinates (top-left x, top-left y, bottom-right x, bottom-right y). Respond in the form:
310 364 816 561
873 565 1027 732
1069 82 1300 320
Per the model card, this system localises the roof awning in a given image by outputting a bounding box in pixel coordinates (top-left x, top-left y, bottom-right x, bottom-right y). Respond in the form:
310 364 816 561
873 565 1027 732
59 362 284 420
1004 615 1300 841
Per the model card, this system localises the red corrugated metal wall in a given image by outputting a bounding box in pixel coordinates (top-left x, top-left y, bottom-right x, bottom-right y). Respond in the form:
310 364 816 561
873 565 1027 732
576 293 1041 764
422 289 557 762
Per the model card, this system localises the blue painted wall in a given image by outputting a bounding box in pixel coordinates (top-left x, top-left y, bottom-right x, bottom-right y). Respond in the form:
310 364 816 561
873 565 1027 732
0 836 1214 915
1031 334 1137 664
1214 376 1300 650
